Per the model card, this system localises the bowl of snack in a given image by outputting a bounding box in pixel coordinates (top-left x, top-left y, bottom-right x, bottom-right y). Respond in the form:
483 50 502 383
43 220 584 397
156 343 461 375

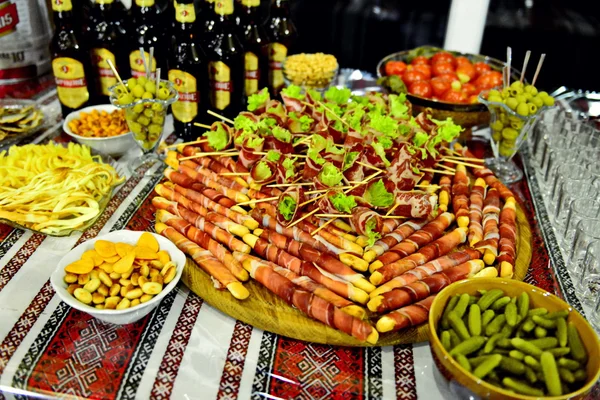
0 99 46 148
63 104 136 157
283 53 339 93
376 46 521 129
50 230 186 325
428 278 600 399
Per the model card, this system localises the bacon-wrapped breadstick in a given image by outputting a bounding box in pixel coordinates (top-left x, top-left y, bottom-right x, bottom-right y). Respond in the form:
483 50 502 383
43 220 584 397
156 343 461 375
497 197 517 278
163 168 238 209
370 249 482 297
370 212 455 272
368 260 484 313
176 164 250 203
438 176 452 212
473 187 501 265
243 235 369 304
363 219 429 263
468 178 486 246
156 223 249 299
370 227 468 285
241 256 378 343
153 197 250 253
375 295 436 333
157 210 248 281
233 252 366 319
452 164 470 228
179 156 249 194
253 227 375 293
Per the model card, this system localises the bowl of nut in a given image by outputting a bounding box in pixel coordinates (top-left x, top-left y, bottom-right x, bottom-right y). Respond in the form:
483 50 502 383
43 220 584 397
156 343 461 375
50 230 186 325
283 53 339 94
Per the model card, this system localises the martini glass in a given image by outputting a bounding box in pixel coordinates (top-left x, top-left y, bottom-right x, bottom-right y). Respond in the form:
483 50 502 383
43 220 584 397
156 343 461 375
478 88 550 184
109 80 178 176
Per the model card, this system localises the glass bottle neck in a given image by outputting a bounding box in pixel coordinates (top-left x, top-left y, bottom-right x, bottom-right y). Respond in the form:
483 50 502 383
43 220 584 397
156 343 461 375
270 0 290 16
53 11 74 28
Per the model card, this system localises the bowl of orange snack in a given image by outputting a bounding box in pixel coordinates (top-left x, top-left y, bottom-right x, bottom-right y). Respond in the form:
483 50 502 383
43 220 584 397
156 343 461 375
63 104 137 157
50 230 186 325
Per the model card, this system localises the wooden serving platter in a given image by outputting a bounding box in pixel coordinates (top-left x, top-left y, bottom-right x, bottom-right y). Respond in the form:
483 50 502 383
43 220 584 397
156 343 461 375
181 203 531 347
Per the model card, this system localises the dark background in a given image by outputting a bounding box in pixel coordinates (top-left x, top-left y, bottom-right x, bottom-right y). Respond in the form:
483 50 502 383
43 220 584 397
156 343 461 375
282 0 600 93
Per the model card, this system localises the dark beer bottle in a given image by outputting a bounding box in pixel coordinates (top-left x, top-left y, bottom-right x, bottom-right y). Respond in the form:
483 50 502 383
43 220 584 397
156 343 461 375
129 0 166 79
50 0 92 117
265 0 297 96
200 0 216 40
169 0 207 140
207 0 244 119
89 0 129 103
239 0 269 97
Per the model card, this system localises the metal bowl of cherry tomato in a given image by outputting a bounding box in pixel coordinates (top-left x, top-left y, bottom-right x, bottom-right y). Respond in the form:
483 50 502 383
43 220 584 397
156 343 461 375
376 46 521 129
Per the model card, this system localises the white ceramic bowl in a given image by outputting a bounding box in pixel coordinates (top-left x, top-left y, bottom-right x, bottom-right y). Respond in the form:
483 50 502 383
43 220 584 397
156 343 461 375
63 104 137 157
51 230 186 325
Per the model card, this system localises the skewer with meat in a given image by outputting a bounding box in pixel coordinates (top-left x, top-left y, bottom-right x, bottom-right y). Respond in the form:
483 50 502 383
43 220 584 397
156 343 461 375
388 192 438 219
243 234 369 304
375 295 436 333
156 210 248 281
156 223 249 300
241 256 378 343
473 187 501 265
253 227 375 293
369 212 455 272
350 206 383 246
174 164 250 204
438 176 452 212
370 227 468 285
368 259 484 313
363 218 430 263
180 158 250 195
468 178 486 246
163 168 238 209
452 164 470 228
369 249 482 297
153 187 250 236
276 186 305 227
497 197 517 278
233 252 365 318
213 155 257 189
152 197 251 253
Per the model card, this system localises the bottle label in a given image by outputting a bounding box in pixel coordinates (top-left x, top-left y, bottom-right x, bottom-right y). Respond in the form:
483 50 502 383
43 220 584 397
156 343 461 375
135 0 155 6
51 0 73 12
129 50 156 78
269 42 287 92
52 57 89 109
0 1 19 37
175 1 196 23
241 0 259 6
92 48 117 95
95 0 114 4
209 61 231 111
169 69 198 123
214 0 233 16
244 51 259 96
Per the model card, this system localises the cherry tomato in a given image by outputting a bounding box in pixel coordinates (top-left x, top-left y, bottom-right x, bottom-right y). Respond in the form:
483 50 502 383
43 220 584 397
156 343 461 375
462 83 477 96
436 73 459 82
475 70 503 90
431 52 456 67
455 56 471 66
430 76 451 97
385 61 407 77
443 90 468 103
409 81 433 98
432 62 455 77
413 64 432 80
474 62 492 77
402 70 427 85
456 63 476 81
411 56 430 65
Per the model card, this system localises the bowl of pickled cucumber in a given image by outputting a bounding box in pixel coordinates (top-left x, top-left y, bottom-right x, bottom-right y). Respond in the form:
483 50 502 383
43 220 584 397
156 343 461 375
428 278 600 399
109 78 178 153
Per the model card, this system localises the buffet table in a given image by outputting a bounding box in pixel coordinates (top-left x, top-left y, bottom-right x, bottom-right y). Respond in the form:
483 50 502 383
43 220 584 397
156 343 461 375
0 91 595 400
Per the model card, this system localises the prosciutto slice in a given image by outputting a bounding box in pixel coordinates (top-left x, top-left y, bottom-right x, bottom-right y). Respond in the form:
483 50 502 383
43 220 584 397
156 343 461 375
451 164 470 227
474 187 501 262
375 295 436 333
275 186 306 227
389 192 438 219
264 136 294 155
167 166 249 204
281 93 305 113
238 137 264 169
250 159 277 185
497 197 517 268
365 219 430 261
387 147 423 193
458 145 515 201
468 178 486 246
350 206 383 237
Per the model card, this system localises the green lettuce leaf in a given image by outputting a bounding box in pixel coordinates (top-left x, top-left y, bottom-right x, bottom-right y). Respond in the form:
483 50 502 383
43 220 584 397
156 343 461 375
325 87 352 104
364 179 394 207
326 140 345 155
412 131 429 147
365 218 381 247
202 125 229 151
281 85 304 100
272 126 292 143
282 157 296 179
258 117 277 133
369 114 399 138
330 193 356 214
342 151 360 171
266 150 281 162
289 112 314 132
307 148 326 165
389 94 409 119
307 89 322 101
254 161 272 181
246 136 264 148
345 107 366 131
310 134 328 151
370 142 391 167
278 196 297 221
233 115 258 144
247 89 269 112
318 162 343 187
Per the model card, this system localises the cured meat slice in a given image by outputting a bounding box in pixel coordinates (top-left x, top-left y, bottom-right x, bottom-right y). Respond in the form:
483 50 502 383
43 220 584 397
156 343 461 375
451 164 470 228
468 178 486 246
389 192 438 219
474 187 501 265
386 147 423 193
350 206 383 237
497 197 517 276
363 219 429 263
375 295 436 333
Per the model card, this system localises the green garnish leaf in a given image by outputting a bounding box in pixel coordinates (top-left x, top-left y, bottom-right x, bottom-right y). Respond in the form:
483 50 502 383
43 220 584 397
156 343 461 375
266 150 281 162
325 87 352 105
258 117 277 132
326 140 345 155
345 107 366 131
432 117 464 143
272 126 292 143
318 162 343 187
412 131 429 147
289 112 314 132
246 136 264 148
233 115 258 144
281 85 304 100
202 124 229 151
310 134 328 151
371 142 391 167
278 196 297 221
364 179 394 207
389 94 409 119
254 161 272 181
282 157 296 179
369 114 399 138
412 166 421 174
247 88 269 111
330 193 356 214
342 151 360 171
365 218 381 247
307 148 326 165
307 89 322 101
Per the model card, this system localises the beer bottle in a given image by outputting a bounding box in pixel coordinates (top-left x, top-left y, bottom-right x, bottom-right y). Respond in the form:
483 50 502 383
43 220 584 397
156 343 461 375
129 0 166 79
200 0 217 45
89 0 129 103
239 0 269 97
207 0 244 119
169 0 207 140
50 0 92 117
265 0 297 96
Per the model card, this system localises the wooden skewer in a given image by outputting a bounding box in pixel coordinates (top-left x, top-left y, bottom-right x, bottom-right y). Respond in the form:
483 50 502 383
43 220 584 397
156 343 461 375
236 196 278 206
442 159 484 169
139 47 149 78
106 59 129 94
317 101 351 128
253 151 307 158
149 47 155 79
421 168 455 176
267 182 314 188
531 53 546 87
179 151 239 160
305 186 351 195
520 50 531 83
310 217 337 236
194 122 212 129
288 208 319 228
207 110 235 124
221 172 250 176
506 46 512 87
357 161 385 173
381 215 407 219
294 136 312 146
385 201 401 216
415 184 441 189
315 214 351 218
435 163 456 172
164 138 208 149
443 155 484 163
444 148 463 157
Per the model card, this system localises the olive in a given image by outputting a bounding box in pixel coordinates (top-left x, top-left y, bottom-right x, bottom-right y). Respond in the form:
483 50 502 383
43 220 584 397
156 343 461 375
142 92 154 100
127 78 138 90
137 116 151 126
505 97 519 110
144 81 156 95
137 76 148 86
516 102 530 116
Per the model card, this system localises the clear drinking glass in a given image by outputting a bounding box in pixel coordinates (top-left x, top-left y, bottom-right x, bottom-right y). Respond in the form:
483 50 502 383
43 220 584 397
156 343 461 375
575 241 600 306
562 198 600 251
567 219 600 276
109 81 178 176
549 167 594 224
